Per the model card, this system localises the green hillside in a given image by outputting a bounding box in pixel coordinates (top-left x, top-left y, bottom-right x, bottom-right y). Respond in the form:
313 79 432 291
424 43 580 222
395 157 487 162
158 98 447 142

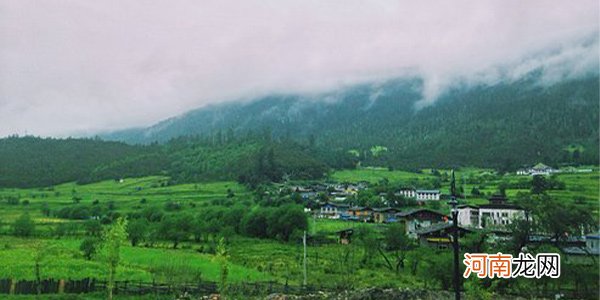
104 75 600 171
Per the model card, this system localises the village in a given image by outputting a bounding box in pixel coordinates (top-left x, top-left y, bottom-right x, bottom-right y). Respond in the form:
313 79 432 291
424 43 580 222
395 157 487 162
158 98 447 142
281 164 600 258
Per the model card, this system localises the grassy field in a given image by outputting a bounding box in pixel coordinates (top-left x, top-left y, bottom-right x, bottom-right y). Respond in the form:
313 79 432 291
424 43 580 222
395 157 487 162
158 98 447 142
0 236 269 283
0 176 250 223
330 167 434 184
0 167 597 298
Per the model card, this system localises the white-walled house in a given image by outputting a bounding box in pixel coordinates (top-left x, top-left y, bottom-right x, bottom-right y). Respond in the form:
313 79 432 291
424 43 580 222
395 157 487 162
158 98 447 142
516 163 558 176
457 195 525 228
319 203 350 219
396 188 416 199
416 190 440 201
395 189 440 201
456 204 480 227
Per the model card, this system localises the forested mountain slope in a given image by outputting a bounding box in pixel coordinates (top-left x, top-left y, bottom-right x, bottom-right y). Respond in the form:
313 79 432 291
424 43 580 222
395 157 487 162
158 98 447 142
105 75 599 170
0 137 161 187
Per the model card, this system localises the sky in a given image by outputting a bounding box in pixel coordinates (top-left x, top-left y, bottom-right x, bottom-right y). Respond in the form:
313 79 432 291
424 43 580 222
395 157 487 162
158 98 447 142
0 0 598 137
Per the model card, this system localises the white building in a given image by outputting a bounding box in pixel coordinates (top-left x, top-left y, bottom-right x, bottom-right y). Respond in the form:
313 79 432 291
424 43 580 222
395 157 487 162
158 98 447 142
457 195 525 228
416 190 440 201
395 188 416 198
395 189 440 201
516 163 558 176
319 203 350 219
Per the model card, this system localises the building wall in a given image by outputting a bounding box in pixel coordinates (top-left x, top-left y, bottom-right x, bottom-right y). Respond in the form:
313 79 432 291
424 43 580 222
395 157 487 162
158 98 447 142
416 192 440 201
478 208 525 228
457 208 478 227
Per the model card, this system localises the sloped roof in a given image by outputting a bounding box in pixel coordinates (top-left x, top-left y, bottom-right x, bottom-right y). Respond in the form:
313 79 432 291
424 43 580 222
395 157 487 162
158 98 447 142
532 163 550 170
416 189 440 193
348 206 372 211
322 202 350 208
396 208 446 218
373 207 401 213
415 222 471 235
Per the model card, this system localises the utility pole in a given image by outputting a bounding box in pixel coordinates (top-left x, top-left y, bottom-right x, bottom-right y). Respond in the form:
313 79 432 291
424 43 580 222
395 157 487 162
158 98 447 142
303 230 307 287
450 170 461 300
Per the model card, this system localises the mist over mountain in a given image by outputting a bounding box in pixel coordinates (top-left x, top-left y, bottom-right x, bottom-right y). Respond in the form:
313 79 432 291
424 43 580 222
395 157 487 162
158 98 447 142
103 71 599 170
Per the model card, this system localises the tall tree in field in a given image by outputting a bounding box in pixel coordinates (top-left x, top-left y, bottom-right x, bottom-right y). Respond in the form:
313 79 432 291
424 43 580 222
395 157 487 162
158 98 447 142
102 217 128 300
531 175 547 194
383 223 415 272
215 237 229 299
32 241 60 295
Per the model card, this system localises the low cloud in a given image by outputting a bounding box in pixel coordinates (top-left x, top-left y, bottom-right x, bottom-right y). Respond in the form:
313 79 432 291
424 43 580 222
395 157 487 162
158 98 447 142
0 0 598 136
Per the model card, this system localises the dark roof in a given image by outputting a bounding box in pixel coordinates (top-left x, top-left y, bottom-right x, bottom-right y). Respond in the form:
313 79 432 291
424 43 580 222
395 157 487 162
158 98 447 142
478 204 523 210
415 222 451 235
415 222 471 235
373 207 401 213
561 246 600 256
396 208 447 218
416 189 440 193
457 204 479 209
348 206 373 211
322 203 350 208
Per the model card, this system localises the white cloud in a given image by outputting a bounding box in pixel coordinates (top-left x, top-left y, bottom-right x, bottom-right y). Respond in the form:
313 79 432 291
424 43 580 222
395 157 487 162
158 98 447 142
0 0 598 136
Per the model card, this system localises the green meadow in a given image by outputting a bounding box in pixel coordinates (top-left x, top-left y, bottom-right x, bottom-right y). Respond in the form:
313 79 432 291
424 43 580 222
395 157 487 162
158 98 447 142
0 167 597 298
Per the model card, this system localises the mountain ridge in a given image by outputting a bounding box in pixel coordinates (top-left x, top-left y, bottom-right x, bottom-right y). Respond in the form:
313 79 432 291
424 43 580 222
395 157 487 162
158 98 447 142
101 74 599 170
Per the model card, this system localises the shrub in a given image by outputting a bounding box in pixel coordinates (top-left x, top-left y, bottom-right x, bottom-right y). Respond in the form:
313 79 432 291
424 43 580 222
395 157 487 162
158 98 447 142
13 213 35 237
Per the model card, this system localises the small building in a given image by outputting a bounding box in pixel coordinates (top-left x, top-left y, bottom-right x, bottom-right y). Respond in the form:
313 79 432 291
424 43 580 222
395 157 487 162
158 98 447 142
319 203 350 219
300 191 317 200
347 206 373 221
395 209 448 238
416 222 471 249
394 188 440 201
336 228 354 245
516 163 558 176
530 163 557 176
372 207 402 223
395 188 416 199
457 195 525 229
416 190 440 201
584 234 600 256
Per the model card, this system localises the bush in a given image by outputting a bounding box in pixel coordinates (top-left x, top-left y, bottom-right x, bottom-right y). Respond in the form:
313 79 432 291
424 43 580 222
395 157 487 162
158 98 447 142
13 213 35 237
80 238 98 260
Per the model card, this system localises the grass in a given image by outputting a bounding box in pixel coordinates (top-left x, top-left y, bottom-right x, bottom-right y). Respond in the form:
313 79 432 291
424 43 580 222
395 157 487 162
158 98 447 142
309 218 380 234
0 236 269 283
0 176 250 223
0 168 597 296
330 167 434 184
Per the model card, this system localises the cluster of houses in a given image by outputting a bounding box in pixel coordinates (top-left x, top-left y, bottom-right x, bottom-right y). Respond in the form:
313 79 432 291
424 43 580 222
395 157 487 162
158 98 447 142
292 179 599 257
321 194 600 258
516 163 594 176
291 182 367 202
292 183 441 203
321 194 529 249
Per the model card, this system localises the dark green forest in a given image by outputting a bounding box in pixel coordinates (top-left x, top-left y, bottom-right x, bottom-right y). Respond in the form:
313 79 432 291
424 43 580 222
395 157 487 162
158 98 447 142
0 137 159 187
0 134 328 188
0 75 598 188
105 75 599 171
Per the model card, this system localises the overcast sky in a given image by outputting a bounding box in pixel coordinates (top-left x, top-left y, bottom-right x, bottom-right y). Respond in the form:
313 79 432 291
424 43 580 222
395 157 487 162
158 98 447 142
0 1 598 137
